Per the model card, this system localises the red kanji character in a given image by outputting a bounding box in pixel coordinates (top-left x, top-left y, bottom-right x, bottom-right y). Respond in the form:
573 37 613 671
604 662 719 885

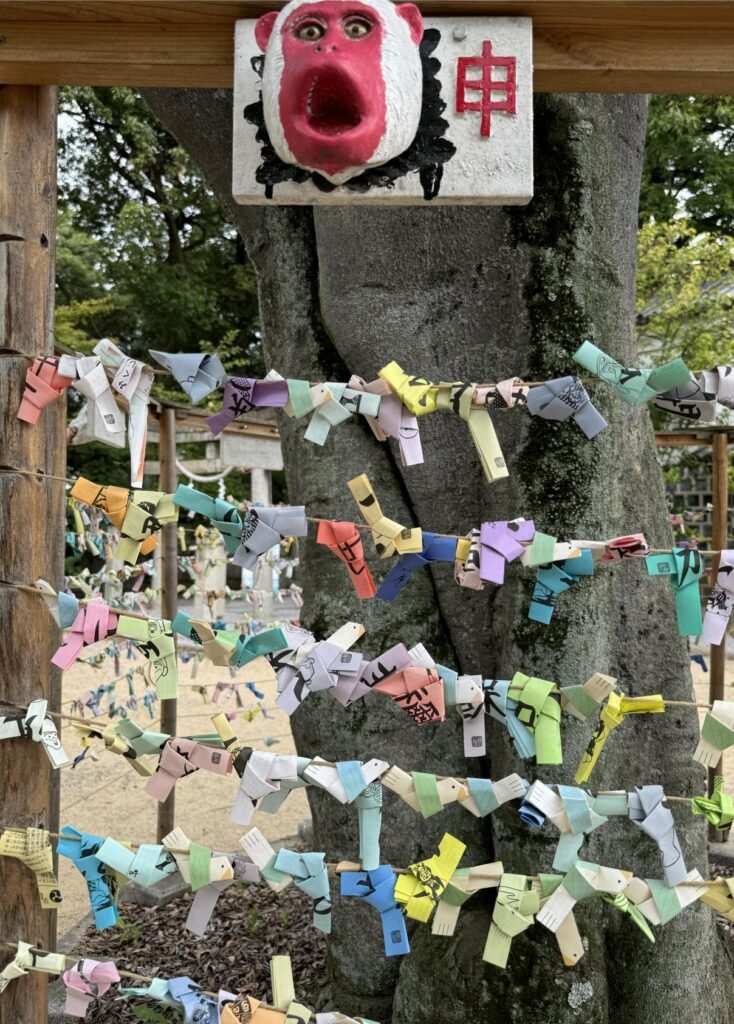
456 40 517 137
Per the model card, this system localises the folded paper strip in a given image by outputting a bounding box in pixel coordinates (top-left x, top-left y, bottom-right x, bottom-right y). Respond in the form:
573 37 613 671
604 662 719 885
17 355 73 424
573 341 691 406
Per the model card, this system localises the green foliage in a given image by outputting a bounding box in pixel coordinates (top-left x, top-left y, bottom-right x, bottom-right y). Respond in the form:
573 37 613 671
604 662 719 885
634 99 734 455
67 441 135 489
133 1005 182 1023
115 916 143 946
57 87 262 376
641 95 734 236
636 219 734 368
56 86 270 492
638 96 734 378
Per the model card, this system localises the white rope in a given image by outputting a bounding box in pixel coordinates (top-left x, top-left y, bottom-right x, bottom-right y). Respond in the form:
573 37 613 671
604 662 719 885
175 459 236 484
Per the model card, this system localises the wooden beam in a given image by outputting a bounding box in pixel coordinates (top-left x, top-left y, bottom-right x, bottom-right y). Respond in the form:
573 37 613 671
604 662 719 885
655 428 734 447
171 415 280 441
148 400 281 441
654 435 713 447
0 1 733 92
0 85 62 1024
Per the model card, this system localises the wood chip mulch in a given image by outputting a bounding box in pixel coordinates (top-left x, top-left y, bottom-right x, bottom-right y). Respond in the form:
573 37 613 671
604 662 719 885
76 881 327 1023
69 852 734 1020
710 855 734 879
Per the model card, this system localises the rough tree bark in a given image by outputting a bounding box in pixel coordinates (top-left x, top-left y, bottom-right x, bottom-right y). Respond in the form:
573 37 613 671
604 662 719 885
143 87 734 1024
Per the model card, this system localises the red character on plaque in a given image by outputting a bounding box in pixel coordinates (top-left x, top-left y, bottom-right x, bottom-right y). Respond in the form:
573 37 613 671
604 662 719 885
456 39 516 137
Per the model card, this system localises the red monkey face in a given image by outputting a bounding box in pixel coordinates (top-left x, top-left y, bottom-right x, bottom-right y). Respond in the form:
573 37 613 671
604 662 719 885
255 0 424 184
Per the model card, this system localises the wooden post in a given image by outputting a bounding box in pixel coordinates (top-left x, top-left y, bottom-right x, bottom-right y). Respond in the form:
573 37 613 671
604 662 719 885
708 429 730 840
157 405 178 842
0 86 62 1022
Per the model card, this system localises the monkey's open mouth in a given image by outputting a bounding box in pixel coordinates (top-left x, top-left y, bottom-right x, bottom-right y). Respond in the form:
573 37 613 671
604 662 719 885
305 70 363 135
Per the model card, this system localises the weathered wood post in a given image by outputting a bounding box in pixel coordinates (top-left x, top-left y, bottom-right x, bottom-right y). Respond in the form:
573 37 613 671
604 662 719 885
0 85 63 1023
708 427 730 839
156 405 178 841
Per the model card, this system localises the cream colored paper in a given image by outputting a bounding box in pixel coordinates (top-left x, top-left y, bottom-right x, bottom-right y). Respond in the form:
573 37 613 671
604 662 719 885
381 766 468 814
0 828 62 908
537 864 630 933
347 474 422 558
240 828 293 893
162 827 233 886
693 700 734 767
625 870 706 925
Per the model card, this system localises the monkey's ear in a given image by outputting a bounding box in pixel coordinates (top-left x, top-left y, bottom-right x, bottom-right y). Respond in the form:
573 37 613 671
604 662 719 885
255 11 279 51
395 3 423 45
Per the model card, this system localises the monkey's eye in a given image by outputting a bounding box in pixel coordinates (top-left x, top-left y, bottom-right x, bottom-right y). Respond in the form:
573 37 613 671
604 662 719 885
343 16 373 38
296 20 325 40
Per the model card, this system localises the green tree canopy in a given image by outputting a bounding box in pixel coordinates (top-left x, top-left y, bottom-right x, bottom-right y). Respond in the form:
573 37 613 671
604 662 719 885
57 86 262 381
638 96 734 489
637 96 734 377
641 95 734 236
58 87 268 499
637 219 734 368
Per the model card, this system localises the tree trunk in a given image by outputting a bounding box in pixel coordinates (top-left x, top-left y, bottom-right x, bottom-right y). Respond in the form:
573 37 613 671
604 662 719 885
143 86 734 1024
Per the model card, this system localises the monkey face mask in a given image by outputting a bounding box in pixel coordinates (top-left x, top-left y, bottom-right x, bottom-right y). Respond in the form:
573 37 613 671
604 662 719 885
255 0 424 185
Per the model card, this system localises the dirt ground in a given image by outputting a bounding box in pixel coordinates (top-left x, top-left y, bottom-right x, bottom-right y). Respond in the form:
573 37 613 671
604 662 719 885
57 654 308 938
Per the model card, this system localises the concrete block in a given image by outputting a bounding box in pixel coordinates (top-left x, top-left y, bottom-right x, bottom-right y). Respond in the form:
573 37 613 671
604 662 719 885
119 872 190 908
298 818 314 845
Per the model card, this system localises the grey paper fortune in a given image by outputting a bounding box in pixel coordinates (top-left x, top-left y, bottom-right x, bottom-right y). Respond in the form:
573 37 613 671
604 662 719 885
628 785 688 887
